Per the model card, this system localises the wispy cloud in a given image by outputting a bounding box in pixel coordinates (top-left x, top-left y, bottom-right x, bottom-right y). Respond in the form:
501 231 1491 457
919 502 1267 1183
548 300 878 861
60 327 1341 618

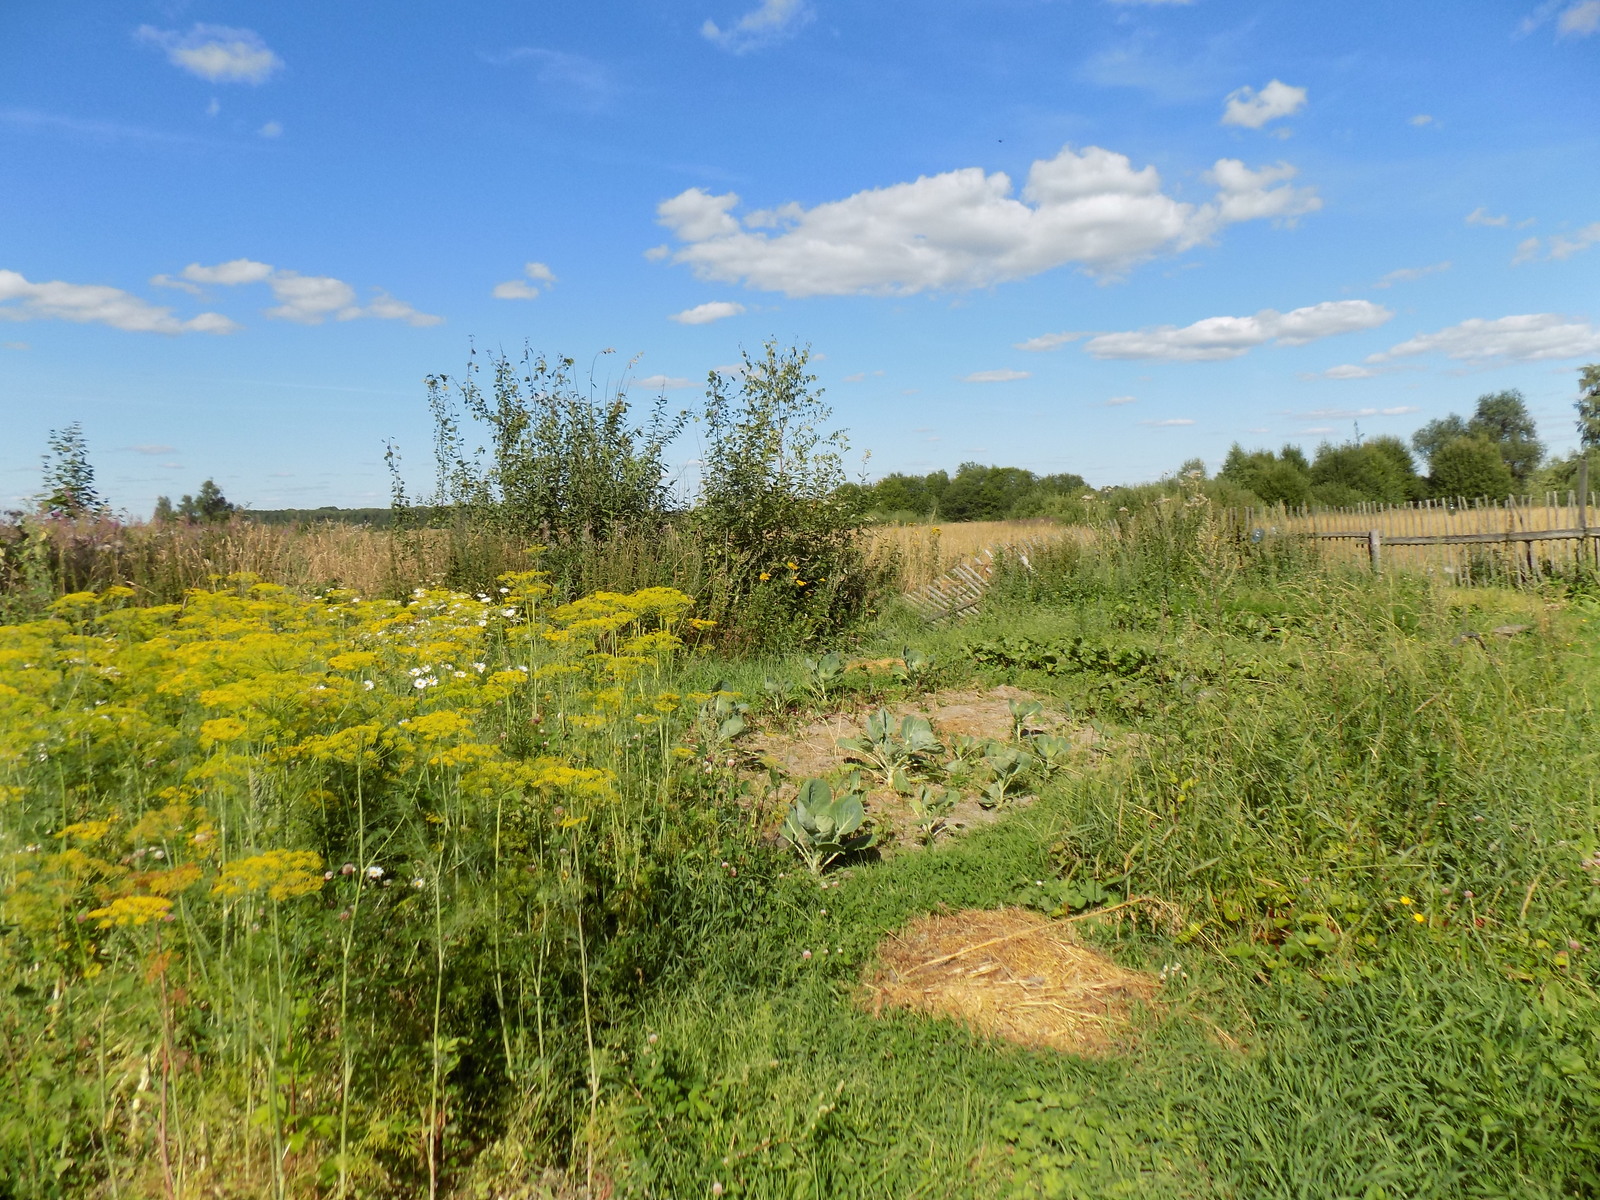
1014 330 1089 352
634 374 694 390
1140 418 1195 426
1083 300 1391 361
481 47 616 110
1465 206 1509 227
1521 1 1600 37
177 258 443 326
1367 313 1600 364
1560 0 1600 35
702 0 811 53
0 269 237 334
1374 261 1450 288
1511 222 1600 264
1292 406 1420 420
1105 395 1138 406
0 107 205 145
1310 364 1381 380
492 262 557 300
962 368 1031 383
135 25 284 84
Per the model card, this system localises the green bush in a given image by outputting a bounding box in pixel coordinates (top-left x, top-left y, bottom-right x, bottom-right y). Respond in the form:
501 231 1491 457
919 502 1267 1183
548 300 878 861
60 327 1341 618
692 341 878 646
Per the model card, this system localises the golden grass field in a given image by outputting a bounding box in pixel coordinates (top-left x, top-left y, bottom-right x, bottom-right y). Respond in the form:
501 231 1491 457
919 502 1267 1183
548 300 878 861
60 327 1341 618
83 518 1075 601
862 519 1071 590
138 518 1078 598
1243 492 1598 580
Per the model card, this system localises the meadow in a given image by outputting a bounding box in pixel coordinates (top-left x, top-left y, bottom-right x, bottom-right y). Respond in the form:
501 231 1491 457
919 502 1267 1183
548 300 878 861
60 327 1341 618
1 499 1598 1199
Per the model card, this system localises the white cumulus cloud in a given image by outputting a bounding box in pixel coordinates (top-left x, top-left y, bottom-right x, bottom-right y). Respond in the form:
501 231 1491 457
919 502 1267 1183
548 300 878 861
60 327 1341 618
493 262 557 300
1221 80 1307 129
702 0 811 53
1368 313 1600 363
653 145 1320 297
176 258 442 326
182 258 275 286
962 368 1031 383
136 24 284 84
669 300 747 325
1083 300 1392 362
0 269 238 334
1465 206 1509 227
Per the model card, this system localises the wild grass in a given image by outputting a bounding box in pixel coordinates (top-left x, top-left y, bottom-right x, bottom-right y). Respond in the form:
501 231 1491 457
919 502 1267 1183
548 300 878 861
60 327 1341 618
2 499 1597 1198
2 513 1073 617
863 519 1076 590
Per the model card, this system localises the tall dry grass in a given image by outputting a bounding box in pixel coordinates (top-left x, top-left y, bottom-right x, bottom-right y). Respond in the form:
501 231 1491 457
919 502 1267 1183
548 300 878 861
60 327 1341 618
1232 492 1599 583
863 519 1070 590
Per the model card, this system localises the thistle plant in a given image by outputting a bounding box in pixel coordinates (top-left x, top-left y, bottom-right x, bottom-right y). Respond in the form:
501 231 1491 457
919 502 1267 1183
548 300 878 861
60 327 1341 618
780 777 873 875
837 707 943 784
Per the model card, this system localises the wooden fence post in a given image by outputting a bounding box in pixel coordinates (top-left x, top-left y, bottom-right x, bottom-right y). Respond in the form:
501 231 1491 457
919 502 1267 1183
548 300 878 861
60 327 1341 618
1579 457 1591 568
1368 529 1382 575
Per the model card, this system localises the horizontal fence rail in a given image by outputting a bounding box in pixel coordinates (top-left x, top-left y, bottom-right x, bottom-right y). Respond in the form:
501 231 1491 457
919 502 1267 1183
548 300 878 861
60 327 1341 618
901 463 1595 619
1224 460 1595 584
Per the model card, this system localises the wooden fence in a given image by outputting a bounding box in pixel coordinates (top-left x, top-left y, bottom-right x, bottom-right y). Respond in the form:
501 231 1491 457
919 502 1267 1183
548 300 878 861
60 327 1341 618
900 537 1059 622
1224 461 1596 584
900 464 1597 620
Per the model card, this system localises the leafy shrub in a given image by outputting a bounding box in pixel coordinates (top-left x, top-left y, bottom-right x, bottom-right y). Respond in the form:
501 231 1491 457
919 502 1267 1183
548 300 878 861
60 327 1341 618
693 341 879 645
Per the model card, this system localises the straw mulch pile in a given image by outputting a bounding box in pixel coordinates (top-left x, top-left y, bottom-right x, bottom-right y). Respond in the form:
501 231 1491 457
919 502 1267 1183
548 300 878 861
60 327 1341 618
862 907 1160 1056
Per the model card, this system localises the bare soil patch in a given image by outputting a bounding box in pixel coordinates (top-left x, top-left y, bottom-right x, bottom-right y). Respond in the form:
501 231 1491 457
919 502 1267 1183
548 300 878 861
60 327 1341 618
861 908 1160 1056
743 686 1103 846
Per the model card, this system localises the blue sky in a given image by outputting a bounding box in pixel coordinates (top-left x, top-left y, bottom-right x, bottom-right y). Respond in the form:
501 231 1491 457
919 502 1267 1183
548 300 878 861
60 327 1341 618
3 0 1598 515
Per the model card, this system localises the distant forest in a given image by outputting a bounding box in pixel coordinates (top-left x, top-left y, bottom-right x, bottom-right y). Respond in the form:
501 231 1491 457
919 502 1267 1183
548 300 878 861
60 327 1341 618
196 377 1599 528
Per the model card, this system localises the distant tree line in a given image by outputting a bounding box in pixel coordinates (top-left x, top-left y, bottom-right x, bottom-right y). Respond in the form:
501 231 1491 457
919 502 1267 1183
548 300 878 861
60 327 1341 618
1220 377 1599 508
845 463 1090 523
152 480 236 524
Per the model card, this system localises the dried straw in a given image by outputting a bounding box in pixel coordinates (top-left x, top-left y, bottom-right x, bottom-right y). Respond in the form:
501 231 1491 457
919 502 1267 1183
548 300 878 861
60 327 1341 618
861 907 1160 1056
